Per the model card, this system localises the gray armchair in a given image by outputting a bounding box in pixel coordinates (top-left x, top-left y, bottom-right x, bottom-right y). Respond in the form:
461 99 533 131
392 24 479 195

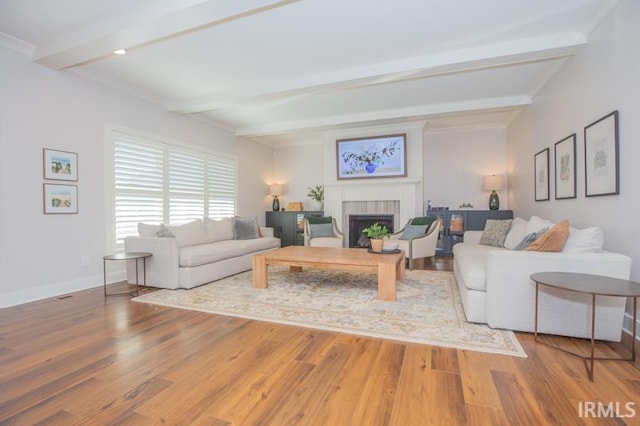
387 217 440 269
303 217 344 248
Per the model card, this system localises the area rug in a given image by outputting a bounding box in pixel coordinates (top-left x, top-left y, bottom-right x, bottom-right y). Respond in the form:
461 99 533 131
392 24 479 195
132 268 527 357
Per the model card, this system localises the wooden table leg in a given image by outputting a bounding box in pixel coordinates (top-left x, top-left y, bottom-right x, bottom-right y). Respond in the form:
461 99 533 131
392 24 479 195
252 254 268 289
396 254 406 281
378 262 397 301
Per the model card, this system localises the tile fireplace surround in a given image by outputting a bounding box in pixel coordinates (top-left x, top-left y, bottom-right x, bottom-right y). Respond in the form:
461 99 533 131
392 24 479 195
324 179 421 244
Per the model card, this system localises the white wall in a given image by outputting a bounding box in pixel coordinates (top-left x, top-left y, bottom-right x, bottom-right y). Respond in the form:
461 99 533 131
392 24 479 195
506 0 640 330
273 143 324 210
424 127 509 211
0 46 271 307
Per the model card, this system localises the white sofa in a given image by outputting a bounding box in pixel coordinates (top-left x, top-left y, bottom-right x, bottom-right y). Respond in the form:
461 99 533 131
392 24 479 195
125 217 280 289
453 216 632 341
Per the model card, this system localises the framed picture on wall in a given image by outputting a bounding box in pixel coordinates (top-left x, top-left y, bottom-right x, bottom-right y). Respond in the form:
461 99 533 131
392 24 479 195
43 184 78 214
43 148 78 181
336 134 407 180
584 110 619 197
534 148 550 201
554 134 576 199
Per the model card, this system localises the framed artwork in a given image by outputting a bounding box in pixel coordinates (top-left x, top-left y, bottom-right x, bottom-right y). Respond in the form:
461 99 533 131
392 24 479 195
554 134 577 200
584 110 619 197
336 134 407 179
534 148 550 201
43 148 78 181
44 184 78 214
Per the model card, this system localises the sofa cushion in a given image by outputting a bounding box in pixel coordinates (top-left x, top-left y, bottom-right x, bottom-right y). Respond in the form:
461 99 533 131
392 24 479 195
179 240 246 267
453 243 497 291
503 217 528 250
479 219 512 247
562 226 604 253
233 217 260 240
169 219 209 248
204 217 234 242
525 220 570 252
237 236 281 254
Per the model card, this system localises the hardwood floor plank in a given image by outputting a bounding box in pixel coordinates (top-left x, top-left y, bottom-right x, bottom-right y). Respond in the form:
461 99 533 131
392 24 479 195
458 349 517 409
388 344 434 424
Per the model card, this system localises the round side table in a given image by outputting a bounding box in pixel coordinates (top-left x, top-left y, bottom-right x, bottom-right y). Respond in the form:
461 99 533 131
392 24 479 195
531 271 640 381
103 252 152 297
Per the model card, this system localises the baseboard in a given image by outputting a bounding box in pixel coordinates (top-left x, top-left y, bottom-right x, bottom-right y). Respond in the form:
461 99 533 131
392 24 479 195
0 271 126 308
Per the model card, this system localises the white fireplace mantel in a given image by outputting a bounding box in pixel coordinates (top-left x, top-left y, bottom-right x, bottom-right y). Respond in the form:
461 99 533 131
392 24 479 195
324 179 421 230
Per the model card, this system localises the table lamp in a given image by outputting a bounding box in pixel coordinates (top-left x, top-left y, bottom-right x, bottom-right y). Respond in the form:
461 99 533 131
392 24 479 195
483 175 505 210
268 184 285 211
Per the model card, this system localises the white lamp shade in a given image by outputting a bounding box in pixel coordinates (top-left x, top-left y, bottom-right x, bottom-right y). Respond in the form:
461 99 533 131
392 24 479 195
268 183 285 196
483 175 505 191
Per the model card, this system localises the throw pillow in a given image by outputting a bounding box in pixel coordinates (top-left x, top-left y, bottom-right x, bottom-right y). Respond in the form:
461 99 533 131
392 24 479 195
307 216 333 224
513 227 549 250
399 224 428 240
310 223 335 238
503 217 528 250
168 219 208 247
233 216 260 240
479 219 513 247
526 216 554 235
156 223 175 238
203 217 234 243
525 220 570 252
138 222 161 238
562 226 604 253
411 216 438 229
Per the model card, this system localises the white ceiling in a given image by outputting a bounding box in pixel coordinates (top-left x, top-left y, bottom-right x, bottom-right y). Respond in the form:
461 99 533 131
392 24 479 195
0 0 618 146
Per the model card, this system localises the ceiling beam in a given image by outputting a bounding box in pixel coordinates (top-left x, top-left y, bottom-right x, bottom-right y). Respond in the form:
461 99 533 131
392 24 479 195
234 95 532 137
168 32 584 114
32 0 300 69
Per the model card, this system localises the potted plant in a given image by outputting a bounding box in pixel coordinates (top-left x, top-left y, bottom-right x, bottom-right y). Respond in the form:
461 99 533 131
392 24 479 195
362 222 389 252
306 185 324 210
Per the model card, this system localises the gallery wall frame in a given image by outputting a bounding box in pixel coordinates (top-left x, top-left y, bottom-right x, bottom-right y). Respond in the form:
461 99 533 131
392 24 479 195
554 134 577 200
43 183 78 214
43 148 78 181
584 110 619 197
534 148 550 201
336 134 407 180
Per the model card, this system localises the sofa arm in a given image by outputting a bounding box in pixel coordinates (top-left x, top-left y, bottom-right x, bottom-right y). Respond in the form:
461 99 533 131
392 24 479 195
125 236 180 289
260 227 274 238
463 231 483 245
484 249 631 338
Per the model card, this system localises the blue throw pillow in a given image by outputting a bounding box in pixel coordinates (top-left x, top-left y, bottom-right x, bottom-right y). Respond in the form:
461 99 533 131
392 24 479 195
310 223 334 238
399 224 427 240
514 227 549 250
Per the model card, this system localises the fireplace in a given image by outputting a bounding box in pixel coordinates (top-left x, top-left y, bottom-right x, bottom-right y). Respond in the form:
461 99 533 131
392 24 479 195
348 214 394 248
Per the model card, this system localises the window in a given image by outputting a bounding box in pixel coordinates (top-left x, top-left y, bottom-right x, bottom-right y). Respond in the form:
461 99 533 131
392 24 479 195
111 131 236 249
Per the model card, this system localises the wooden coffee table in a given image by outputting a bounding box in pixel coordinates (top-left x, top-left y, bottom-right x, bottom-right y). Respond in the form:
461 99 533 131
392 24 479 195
252 246 405 301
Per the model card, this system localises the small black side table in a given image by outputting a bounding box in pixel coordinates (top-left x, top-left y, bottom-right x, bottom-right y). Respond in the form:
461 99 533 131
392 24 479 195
103 252 152 297
531 272 640 381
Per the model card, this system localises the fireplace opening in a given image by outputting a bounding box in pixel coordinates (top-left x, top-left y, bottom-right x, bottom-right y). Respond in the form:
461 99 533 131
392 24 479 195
348 214 394 248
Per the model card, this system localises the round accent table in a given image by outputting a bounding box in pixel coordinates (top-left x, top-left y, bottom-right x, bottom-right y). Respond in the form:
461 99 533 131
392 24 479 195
530 272 640 381
103 252 152 297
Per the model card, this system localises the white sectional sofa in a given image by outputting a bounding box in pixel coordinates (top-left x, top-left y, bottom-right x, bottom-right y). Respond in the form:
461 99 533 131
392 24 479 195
125 217 280 289
453 216 632 341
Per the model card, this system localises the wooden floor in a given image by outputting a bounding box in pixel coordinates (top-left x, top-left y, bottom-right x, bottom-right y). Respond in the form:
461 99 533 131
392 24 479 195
2 257 640 425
